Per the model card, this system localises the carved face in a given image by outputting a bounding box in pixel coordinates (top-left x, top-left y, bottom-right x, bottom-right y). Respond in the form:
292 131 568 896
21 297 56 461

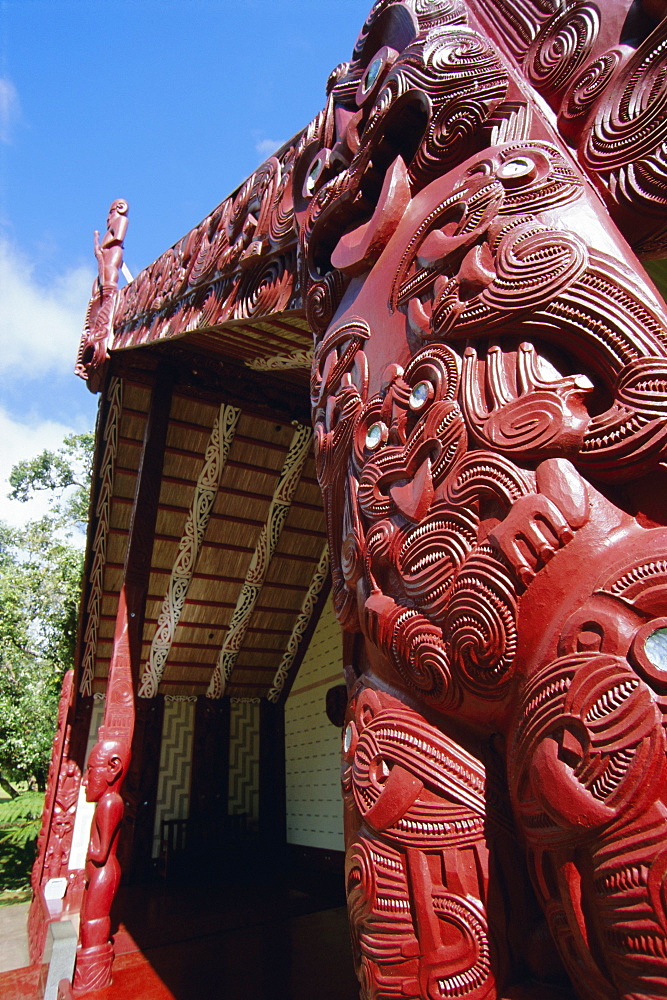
84 742 127 803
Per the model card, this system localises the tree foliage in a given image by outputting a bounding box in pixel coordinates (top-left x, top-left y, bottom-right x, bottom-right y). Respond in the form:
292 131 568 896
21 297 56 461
8 432 94 532
0 433 93 795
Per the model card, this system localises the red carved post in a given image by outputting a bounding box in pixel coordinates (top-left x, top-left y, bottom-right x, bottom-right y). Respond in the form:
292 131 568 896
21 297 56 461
28 670 82 964
295 1 667 996
73 587 134 992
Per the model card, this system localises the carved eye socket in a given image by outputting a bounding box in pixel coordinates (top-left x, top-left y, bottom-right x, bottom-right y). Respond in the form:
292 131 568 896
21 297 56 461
409 380 433 411
365 421 388 450
644 627 667 672
305 158 324 196
362 56 383 94
343 722 356 754
303 149 331 198
497 156 537 186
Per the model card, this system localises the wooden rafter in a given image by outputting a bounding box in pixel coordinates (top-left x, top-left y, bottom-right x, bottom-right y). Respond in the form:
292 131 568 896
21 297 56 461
80 378 123 696
138 404 241 697
266 545 329 703
206 423 313 698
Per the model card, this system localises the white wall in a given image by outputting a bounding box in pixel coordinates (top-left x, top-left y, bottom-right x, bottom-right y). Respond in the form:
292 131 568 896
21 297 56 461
285 600 344 851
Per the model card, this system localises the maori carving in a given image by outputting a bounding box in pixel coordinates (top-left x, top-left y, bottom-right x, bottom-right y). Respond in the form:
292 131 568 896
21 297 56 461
28 670 81 965
300 1 667 997
76 200 129 391
71 0 667 997
80 377 123 697
74 588 134 992
107 137 314 351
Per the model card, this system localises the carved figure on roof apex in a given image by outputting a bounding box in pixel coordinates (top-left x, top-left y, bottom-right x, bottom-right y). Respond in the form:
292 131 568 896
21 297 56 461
94 198 128 290
300 1 667 997
75 198 129 392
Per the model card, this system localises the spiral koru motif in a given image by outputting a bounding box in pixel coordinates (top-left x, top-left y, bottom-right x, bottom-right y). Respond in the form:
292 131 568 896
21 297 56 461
306 271 349 339
390 607 460 708
444 544 518 697
483 221 588 313
559 48 624 131
398 505 478 622
525 2 599 101
584 20 667 212
233 254 293 320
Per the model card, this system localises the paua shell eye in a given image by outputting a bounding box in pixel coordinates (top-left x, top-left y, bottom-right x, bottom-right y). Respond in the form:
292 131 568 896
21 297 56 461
409 380 433 411
365 421 388 450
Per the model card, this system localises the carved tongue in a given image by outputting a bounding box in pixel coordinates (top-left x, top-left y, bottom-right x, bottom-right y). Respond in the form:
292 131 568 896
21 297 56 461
390 458 434 522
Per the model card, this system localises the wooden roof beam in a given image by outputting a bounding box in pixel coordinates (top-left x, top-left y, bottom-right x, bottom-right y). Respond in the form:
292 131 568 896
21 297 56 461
138 404 241 697
206 423 313 698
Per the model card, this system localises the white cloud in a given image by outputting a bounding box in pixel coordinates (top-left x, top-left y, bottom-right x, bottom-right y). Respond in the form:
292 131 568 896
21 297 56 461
0 407 83 530
0 79 20 143
255 137 286 160
0 240 95 380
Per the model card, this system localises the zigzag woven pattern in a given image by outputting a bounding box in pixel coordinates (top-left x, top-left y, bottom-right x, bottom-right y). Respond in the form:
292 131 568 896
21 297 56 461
152 698 195 857
227 700 260 822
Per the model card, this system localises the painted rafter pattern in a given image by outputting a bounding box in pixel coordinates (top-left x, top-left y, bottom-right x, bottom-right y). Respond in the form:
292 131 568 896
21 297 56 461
80 378 123 696
138 404 241 698
267 544 330 703
207 423 313 698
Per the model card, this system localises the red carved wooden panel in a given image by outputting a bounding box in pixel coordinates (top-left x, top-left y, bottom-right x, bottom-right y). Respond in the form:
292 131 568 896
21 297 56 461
298 1 667 997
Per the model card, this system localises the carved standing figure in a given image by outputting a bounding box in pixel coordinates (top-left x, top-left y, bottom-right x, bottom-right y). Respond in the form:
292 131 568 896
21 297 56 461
76 199 128 390
73 738 130 992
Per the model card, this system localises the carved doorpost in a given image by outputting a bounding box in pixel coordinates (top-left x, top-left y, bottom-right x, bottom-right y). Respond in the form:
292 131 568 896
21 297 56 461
294 1 667 996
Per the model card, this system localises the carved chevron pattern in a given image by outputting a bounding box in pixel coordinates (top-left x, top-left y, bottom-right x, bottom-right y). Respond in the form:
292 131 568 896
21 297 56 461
207 423 313 698
152 698 195 858
228 700 260 823
139 404 241 698
80 378 123 696
267 545 330 703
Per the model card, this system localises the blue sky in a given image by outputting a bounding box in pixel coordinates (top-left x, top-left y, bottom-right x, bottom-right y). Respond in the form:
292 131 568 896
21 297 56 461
0 0 368 525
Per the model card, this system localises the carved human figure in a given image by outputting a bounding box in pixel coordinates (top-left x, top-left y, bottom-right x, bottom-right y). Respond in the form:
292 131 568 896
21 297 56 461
77 199 129 389
73 738 130 991
94 199 128 292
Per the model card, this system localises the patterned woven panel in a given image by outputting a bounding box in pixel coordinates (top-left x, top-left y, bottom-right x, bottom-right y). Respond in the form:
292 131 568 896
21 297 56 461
284 600 344 851
84 696 107 766
227 700 260 825
151 698 195 857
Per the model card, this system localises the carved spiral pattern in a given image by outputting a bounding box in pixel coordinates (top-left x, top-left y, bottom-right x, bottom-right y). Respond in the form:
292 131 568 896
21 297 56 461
483 222 589 313
413 0 468 26
584 21 667 213
525 3 599 100
233 254 293 319
560 49 624 127
411 28 508 180
398 505 478 621
306 271 349 340
391 608 458 707
444 545 518 697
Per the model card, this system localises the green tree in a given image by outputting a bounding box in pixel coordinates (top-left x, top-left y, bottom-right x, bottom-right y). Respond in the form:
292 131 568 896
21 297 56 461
0 433 93 796
8 432 94 532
